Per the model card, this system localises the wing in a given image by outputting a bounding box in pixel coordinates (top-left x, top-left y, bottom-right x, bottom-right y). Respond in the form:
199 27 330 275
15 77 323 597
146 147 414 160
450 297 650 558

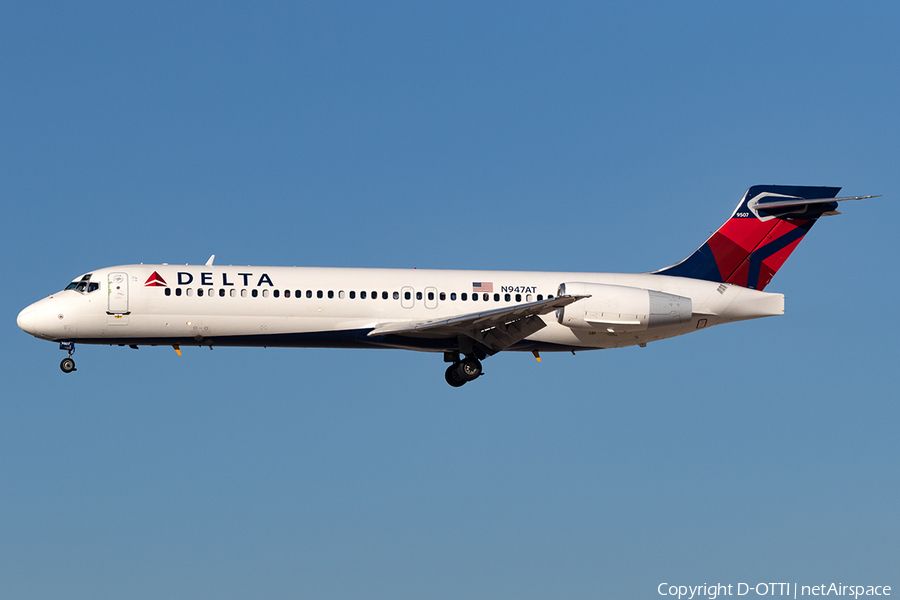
367 295 588 353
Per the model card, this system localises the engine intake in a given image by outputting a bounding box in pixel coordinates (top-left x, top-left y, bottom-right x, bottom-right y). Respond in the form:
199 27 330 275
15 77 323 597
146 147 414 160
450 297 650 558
557 282 692 332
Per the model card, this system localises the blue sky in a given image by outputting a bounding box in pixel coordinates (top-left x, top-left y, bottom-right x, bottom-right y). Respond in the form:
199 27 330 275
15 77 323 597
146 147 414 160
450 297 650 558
2 2 898 598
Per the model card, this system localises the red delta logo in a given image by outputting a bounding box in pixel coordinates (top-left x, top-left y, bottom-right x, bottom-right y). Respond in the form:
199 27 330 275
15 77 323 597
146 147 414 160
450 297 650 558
144 271 168 287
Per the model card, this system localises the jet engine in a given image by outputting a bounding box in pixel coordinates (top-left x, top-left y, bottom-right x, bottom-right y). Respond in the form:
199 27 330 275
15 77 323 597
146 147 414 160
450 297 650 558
557 282 692 332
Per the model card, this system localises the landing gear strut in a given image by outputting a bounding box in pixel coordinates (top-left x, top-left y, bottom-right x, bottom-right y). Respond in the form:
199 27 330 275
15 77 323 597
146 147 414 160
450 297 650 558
59 341 76 373
444 356 483 387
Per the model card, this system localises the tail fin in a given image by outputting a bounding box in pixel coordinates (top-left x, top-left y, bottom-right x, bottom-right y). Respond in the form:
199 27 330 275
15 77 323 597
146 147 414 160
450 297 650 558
654 185 875 290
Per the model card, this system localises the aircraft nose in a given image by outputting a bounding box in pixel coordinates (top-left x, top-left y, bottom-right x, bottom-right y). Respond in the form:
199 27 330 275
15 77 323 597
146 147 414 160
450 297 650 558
17 305 36 335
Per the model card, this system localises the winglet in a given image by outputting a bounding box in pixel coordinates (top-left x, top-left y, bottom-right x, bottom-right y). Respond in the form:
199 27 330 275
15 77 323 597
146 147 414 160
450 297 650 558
173 344 182 356
532 349 541 362
205 255 215 266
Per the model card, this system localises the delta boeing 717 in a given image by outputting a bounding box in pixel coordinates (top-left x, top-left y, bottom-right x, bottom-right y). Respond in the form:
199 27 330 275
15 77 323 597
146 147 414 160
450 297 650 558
17 185 876 386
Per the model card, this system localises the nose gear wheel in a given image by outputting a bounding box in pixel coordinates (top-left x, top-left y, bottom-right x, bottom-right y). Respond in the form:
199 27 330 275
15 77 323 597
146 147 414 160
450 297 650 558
59 342 76 373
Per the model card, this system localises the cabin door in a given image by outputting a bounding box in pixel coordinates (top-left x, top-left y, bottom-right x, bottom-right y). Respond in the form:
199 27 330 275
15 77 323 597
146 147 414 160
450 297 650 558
107 272 129 314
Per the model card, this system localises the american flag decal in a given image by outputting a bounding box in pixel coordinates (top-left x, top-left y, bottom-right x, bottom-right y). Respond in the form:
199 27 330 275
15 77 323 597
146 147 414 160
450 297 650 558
472 281 493 292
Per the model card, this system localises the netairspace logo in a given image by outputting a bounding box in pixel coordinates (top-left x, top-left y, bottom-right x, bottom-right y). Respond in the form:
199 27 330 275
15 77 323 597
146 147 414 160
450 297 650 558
657 583 891 600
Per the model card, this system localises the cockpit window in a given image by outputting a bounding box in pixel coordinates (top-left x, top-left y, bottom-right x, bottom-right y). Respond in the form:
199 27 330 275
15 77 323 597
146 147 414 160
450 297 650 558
65 274 94 294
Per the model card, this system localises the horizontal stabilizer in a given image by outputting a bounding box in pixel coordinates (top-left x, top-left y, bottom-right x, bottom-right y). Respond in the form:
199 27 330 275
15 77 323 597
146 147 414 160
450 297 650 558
749 193 880 220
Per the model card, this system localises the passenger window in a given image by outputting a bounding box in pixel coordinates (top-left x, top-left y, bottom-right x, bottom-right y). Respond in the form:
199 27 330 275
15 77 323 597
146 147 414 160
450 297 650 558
317 290 323 299
219 289 226 297
526 294 533 302
328 290 334 299
504 293 510 302
428 292 435 301
483 293 489 301
382 291 388 300
252 289 259 298
339 291 345 299
451 292 457 301
360 291 367 299
372 291 378 300
274 290 280 298
548 294 554 299
186 288 193 297
472 293 478 301
439 292 445 301
175 288 182 297
515 294 521 302
461 293 467 301
240 289 247 298
230 289 236 297
404 291 411 300
198 288 204 297
306 290 312 298
165 288 172 296
416 291 422 300
284 290 290 298
393 291 399 300
262 289 269 298
349 291 356 299
295 290 301 298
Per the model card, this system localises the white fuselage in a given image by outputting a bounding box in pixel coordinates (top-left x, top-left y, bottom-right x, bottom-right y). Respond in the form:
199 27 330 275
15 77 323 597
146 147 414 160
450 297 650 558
17 264 785 354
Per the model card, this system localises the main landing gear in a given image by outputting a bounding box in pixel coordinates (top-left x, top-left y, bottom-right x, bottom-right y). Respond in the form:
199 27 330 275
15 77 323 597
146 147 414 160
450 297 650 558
59 341 76 373
444 356 483 387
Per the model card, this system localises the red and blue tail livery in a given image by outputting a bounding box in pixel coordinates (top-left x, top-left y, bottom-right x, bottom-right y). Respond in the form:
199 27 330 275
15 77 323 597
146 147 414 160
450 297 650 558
654 185 876 290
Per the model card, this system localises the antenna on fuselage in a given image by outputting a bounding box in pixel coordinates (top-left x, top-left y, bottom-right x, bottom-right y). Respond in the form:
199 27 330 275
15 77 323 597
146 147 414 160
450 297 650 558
205 254 215 266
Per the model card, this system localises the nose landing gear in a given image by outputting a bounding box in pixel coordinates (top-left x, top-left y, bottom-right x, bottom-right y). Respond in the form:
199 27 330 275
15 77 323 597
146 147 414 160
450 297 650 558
59 341 76 373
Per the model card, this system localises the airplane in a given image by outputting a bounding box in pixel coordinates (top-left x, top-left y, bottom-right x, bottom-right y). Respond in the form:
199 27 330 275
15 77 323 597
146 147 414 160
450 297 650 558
17 185 878 386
